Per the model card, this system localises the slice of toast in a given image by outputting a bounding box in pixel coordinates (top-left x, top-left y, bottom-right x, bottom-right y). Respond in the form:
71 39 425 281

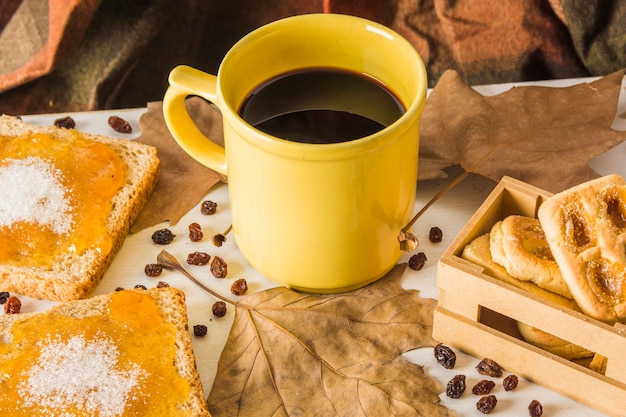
0 287 211 416
0 115 159 301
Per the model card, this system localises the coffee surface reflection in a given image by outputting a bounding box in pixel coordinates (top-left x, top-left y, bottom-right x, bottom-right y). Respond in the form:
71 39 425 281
239 69 405 143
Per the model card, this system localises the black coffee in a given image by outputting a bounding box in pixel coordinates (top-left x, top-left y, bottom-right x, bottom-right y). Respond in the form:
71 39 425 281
238 69 405 144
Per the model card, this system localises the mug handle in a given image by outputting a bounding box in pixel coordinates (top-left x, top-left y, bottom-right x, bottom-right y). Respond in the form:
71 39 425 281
162 65 227 175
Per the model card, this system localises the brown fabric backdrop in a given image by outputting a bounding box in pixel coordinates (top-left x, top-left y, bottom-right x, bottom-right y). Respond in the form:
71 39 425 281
0 0 624 116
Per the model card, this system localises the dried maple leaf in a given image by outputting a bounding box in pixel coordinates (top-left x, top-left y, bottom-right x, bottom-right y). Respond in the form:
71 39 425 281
418 68 626 193
131 98 225 232
207 264 453 417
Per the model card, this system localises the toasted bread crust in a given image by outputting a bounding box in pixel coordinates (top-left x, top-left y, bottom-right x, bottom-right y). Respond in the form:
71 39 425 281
0 115 160 301
0 287 211 416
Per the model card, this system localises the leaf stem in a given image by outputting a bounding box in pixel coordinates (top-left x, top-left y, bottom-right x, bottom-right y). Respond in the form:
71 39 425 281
213 224 233 247
156 250 235 305
402 170 471 232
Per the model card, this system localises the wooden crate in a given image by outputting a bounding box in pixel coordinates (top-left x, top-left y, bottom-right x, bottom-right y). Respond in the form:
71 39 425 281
433 176 626 417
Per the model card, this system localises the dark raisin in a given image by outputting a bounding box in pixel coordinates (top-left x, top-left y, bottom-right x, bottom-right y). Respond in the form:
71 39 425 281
503 374 519 391
187 251 211 266
156 281 170 288
54 116 76 129
212 301 227 317
188 222 203 242
210 256 228 278
108 115 132 133
472 380 496 395
201 200 217 215
528 400 543 417
4 296 21 314
151 228 175 245
445 374 466 399
134 284 147 290
429 226 443 243
434 343 456 369
476 358 503 377
408 252 427 270
231 278 248 296
115 287 125 291
144 263 163 277
0 291 9 304
476 395 497 414
193 324 208 337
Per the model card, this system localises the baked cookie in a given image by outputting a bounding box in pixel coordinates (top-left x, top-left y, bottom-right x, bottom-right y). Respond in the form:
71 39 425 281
462 234 592 360
490 216 572 298
538 174 626 322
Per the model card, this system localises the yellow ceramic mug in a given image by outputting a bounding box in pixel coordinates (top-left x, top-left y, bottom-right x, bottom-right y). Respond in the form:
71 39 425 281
163 14 427 293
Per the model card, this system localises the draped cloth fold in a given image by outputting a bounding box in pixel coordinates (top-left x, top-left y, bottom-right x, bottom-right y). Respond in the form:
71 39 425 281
0 0 624 115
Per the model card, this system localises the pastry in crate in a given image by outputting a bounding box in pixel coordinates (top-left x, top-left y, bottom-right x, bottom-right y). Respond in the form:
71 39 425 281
461 174 626 368
461 216 594 360
538 174 626 323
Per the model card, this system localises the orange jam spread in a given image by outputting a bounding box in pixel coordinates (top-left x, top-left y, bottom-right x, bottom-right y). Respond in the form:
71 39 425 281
0 291 192 416
0 131 126 267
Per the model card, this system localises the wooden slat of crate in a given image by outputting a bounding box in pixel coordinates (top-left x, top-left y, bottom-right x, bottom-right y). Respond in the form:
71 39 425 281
433 307 626 417
438 257 626 366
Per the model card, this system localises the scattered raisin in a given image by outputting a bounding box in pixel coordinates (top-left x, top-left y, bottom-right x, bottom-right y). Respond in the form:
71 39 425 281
144 263 163 277
201 200 217 215
108 115 132 133
193 324 208 337
156 281 170 288
54 116 76 129
472 380 496 395
188 222 203 242
528 400 543 417
503 374 519 391
476 358 503 377
476 395 497 414
134 284 147 290
4 296 21 314
151 228 175 245
187 251 211 266
210 256 228 278
115 287 125 291
434 343 456 369
212 301 227 317
408 252 427 270
429 226 443 243
0 291 9 304
231 278 248 296
445 374 466 399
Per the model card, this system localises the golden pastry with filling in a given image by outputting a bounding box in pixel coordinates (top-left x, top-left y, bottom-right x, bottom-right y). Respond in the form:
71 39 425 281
538 174 626 322
462 232 593 360
489 216 572 298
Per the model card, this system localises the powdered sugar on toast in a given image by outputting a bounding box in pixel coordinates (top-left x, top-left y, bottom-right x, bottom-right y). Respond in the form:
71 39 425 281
20 334 144 417
0 156 73 235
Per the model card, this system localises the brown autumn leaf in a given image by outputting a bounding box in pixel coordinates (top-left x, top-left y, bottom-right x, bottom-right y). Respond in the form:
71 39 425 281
207 264 452 417
418 68 626 193
131 98 225 232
